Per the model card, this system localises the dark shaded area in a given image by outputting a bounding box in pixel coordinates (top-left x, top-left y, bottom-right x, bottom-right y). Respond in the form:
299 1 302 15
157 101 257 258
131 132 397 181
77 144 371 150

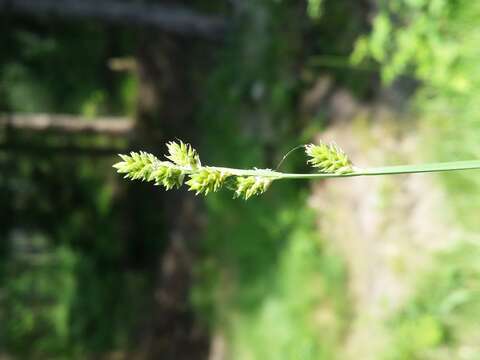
0 0 227 40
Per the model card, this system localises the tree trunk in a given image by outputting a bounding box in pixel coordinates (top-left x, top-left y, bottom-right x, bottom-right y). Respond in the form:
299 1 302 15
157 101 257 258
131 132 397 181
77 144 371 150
126 30 210 360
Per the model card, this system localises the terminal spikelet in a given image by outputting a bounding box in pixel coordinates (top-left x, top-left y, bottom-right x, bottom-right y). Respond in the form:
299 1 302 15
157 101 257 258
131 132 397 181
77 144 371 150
113 151 159 181
305 142 353 174
113 152 184 190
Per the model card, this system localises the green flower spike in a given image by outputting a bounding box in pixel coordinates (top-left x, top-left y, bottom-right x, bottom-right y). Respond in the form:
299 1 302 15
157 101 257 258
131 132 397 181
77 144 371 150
305 142 353 174
166 140 201 169
234 176 272 200
150 162 185 190
113 151 158 181
186 168 229 195
113 151 184 190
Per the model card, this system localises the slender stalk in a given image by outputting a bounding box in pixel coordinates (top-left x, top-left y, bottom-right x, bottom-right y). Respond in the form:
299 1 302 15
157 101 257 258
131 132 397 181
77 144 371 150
277 160 480 179
208 160 480 180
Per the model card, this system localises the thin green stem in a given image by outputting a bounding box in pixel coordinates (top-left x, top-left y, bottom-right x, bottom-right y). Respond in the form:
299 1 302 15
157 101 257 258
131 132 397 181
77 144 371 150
165 165 281 177
208 166 282 178
207 160 480 180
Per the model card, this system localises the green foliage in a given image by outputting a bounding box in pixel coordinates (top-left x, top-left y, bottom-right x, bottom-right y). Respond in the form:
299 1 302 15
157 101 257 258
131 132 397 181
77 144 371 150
2 237 77 357
193 193 350 360
81 90 107 118
385 243 480 359
307 0 324 20
119 74 138 116
0 19 136 114
0 145 154 358
354 0 480 227
306 0 372 95
352 0 480 92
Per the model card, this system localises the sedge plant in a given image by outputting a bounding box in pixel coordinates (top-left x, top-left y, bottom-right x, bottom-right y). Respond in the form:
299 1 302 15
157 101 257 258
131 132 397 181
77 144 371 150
113 140 480 200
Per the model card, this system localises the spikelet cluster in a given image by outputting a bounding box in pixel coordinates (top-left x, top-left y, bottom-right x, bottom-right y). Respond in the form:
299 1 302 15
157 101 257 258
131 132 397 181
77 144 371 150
113 151 157 180
150 163 185 190
186 169 230 195
305 142 353 174
234 176 272 200
166 141 201 168
114 140 281 199
113 141 240 196
113 152 184 190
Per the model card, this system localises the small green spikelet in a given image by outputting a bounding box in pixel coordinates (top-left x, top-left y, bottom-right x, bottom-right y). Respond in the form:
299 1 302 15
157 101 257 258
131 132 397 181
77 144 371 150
234 176 272 200
166 140 201 169
113 151 158 181
186 168 229 195
305 142 353 174
113 151 184 190
150 163 185 190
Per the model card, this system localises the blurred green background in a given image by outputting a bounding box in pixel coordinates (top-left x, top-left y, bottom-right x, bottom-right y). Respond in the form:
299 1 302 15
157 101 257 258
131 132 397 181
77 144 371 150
1 0 480 359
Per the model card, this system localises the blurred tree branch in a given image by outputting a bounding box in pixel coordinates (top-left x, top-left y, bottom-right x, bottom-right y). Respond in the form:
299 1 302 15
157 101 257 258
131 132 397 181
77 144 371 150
0 113 133 137
0 142 125 156
0 0 227 40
